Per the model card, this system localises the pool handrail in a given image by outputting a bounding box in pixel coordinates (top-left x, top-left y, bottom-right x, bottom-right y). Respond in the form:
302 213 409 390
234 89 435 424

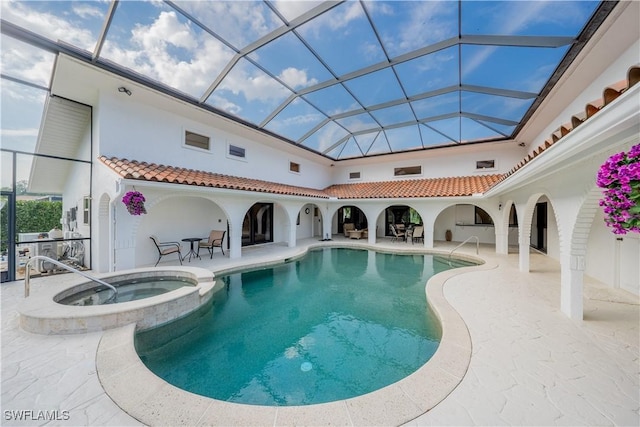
448 235 479 261
24 255 118 302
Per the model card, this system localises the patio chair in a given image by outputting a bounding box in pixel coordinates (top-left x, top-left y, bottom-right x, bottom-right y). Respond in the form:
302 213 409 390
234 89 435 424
199 230 226 258
389 224 405 242
150 236 182 266
412 226 424 244
343 223 355 237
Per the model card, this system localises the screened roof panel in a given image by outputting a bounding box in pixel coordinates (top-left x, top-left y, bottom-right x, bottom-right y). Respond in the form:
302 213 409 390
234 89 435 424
461 1 600 37
369 104 415 128
365 0 458 58
1 35 56 88
335 113 379 134
0 0 108 52
102 1 236 98
0 80 47 152
302 84 360 116
207 57 294 124
296 2 386 76
394 47 460 97
342 67 405 106
263 98 324 141
461 92 535 123
1 0 609 161
385 126 423 152
247 32 333 91
172 0 282 51
461 45 570 93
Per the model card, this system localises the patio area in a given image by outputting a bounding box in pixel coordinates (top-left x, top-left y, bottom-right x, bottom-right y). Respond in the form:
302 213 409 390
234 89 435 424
1 238 638 426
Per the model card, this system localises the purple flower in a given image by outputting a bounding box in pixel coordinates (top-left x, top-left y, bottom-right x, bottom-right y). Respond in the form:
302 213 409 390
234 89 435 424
122 191 147 216
597 144 640 235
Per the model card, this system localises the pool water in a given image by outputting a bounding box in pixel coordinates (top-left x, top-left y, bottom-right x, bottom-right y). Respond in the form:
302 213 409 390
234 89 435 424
57 277 196 306
135 248 474 406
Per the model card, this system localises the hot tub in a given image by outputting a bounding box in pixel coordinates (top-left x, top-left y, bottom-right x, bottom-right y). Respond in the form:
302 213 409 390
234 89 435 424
18 267 221 335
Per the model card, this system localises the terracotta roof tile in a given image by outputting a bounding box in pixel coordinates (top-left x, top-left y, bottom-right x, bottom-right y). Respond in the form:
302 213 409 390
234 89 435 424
492 64 639 187
99 157 330 199
323 175 503 199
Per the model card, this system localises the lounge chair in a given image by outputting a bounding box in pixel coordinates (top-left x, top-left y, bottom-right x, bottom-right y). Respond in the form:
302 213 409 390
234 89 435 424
199 230 226 258
389 224 405 242
150 236 182 266
343 223 355 237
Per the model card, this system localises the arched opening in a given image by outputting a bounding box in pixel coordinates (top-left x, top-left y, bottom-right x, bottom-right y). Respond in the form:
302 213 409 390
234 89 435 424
384 205 422 238
335 205 367 237
242 202 273 246
296 203 323 240
434 204 497 246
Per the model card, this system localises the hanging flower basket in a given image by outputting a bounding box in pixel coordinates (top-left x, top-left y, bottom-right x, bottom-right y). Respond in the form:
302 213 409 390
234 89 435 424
596 144 640 235
122 191 147 216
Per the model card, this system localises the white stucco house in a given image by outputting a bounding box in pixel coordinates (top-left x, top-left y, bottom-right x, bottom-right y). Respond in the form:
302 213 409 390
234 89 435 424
5 0 639 323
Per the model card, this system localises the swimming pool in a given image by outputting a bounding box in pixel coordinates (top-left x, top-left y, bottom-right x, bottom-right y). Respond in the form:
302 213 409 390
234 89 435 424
135 248 475 406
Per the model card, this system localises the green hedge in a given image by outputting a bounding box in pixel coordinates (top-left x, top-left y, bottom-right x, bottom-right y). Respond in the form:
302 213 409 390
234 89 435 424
1 200 63 252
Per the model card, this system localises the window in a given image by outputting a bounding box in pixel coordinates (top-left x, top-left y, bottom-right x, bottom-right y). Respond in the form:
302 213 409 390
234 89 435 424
394 166 421 176
228 144 245 158
476 160 495 170
475 206 494 225
83 197 91 225
290 161 300 173
349 171 361 179
185 131 210 150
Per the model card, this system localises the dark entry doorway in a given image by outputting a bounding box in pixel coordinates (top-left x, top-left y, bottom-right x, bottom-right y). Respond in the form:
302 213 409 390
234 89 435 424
242 203 273 246
531 202 547 253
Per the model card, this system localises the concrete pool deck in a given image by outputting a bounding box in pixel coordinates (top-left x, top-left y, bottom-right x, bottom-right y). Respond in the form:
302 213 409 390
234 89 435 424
1 238 638 426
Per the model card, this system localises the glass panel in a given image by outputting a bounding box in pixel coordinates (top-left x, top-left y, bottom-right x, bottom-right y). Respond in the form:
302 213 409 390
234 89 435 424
1 194 8 282
16 153 90 240
0 80 47 153
297 2 385 76
264 98 325 142
249 32 333 91
369 104 415 127
460 118 502 142
336 139 364 160
461 45 569 93
385 126 423 152
474 121 516 137
325 141 347 159
366 1 458 58
208 58 293 125
302 84 360 116
101 1 235 98
427 117 461 142
271 1 324 23
412 92 460 120
461 1 600 37
421 122 458 146
301 122 349 154
394 46 459 96
363 132 391 156
335 113 379 134
1 152 13 191
0 35 56 88
343 68 405 106
0 1 109 52
461 91 534 122
172 1 282 50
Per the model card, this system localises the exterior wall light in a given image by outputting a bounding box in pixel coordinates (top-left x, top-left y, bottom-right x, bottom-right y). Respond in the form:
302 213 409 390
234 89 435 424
118 86 132 96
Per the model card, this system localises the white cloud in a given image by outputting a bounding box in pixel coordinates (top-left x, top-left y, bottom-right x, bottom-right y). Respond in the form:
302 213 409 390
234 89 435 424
272 1 323 23
0 1 97 50
72 4 104 19
278 67 317 89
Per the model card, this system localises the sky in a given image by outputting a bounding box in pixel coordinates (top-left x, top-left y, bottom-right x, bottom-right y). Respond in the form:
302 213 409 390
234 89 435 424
1 0 600 162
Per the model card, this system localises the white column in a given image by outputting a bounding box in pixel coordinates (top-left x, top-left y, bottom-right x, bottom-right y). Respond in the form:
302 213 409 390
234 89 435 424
561 255 584 320
229 220 243 259
495 230 508 255
518 237 530 272
288 221 297 248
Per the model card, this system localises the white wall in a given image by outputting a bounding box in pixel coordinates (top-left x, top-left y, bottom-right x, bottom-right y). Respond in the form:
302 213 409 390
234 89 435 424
96 93 333 190
331 142 525 185
433 204 496 244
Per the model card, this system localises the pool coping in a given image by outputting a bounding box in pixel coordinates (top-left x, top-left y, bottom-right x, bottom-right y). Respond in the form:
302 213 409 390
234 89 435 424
18 266 218 334
96 243 497 426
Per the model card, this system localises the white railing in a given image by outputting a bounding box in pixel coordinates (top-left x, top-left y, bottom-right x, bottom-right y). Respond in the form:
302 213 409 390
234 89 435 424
448 236 480 260
24 256 118 302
